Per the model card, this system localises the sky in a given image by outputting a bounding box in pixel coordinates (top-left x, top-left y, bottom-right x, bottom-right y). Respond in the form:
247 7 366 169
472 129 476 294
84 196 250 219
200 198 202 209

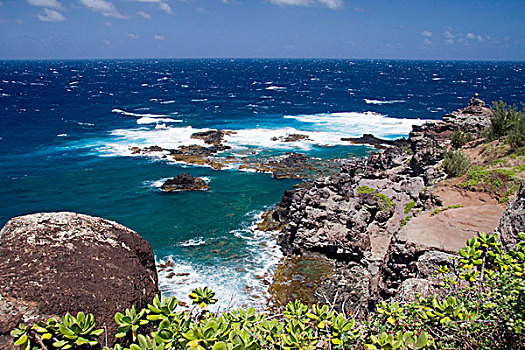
0 0 524 60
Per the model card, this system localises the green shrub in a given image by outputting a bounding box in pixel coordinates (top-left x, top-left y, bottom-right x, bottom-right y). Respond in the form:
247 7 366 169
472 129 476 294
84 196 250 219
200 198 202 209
485 100 525 149
508 109 525 149
11 233 525 350
450 131 474 149
443 150 471 177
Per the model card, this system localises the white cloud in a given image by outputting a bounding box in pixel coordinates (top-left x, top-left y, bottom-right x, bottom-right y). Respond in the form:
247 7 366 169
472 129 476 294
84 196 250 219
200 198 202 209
133 0 173 14
128 33 139 39
423 38 432 45
79 0 126 18
158 2 172 14
38 8 65 21
154 34 164 40
444 30 455 44
421 30 433 38
133 0 173 15
443 30 489 45
27 0 62 9
137 11 152 19
269 0 343 10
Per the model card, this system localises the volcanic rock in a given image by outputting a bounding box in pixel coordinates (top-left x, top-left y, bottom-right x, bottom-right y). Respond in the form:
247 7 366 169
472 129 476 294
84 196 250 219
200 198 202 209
265 96 503 313
161 173 210 192
0 212 159 348
271 134 311 142
341 134 400 148
497 181 525 250
190 129 236 147
442 93 492 136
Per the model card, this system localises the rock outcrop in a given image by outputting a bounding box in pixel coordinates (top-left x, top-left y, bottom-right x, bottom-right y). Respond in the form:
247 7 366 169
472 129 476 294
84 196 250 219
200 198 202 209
0 212 159 348
497 181 525 250
442 93 492 136
129 130 339 179
161 173 210 192
262 99 500 313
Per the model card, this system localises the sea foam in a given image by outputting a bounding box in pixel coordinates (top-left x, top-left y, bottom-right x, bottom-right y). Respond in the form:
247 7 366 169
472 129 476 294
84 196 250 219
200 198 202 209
284 111 428 139
157 210 282 310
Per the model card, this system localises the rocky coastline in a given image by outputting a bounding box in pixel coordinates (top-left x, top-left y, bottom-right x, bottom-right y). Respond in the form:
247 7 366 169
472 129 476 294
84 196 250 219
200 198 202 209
261 97 525 313
1 95 524 349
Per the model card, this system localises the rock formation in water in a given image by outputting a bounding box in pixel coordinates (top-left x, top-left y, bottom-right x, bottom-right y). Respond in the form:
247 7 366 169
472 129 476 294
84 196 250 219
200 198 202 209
0 212 159 348
161 173 210 192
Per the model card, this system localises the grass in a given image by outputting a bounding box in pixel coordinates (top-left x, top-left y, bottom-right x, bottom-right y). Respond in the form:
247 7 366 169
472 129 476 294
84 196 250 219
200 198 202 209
430 204 463 217
404 200 416 215
357 185 394 211
400 215 413 227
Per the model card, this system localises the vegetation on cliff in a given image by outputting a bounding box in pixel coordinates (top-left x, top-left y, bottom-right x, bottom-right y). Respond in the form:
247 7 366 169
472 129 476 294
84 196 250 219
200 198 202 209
443 101 525 203
12 232 525 350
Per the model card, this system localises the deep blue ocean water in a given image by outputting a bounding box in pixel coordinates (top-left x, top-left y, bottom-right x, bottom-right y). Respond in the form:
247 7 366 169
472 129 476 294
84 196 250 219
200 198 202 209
1 59 524 307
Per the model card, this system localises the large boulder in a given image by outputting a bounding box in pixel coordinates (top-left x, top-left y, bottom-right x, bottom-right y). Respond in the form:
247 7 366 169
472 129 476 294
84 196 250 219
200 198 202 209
497 181 525 249
0 212 159 348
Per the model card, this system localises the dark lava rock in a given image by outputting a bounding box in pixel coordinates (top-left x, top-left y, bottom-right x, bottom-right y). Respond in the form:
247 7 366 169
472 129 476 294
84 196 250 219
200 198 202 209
190 130 236 147
265 98 498 313
161 173 210 192
341 133 399 148
0 212 159 348
497 181 525 250
271 134 311 142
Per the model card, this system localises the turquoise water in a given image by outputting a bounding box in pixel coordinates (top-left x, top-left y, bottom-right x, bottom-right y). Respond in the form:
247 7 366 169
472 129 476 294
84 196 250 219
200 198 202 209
1 59 523 307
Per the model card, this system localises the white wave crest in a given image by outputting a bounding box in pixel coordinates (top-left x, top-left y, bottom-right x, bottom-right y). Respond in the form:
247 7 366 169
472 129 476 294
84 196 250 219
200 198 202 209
137 117 182 124
178 237 207 247
112 108 168 118
266 86 286 91
364 99 406 105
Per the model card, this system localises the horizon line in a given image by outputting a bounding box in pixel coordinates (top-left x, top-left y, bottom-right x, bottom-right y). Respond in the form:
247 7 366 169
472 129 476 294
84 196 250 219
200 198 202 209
1 57 524 63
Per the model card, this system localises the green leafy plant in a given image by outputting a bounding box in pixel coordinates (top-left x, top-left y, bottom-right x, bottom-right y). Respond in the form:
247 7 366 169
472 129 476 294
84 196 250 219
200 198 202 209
189 287 218 310
10 232 525 350
430 204 463 217
115 305 149 342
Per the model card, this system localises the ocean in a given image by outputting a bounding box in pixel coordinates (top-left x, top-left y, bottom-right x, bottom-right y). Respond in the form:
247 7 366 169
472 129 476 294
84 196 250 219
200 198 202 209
1 59 523 308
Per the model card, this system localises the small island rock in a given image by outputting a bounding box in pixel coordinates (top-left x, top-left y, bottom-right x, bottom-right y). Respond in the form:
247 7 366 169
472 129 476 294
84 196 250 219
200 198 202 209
161 173 210 192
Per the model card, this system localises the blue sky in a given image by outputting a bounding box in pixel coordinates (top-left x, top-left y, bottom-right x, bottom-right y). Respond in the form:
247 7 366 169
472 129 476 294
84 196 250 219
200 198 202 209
0 0 524 60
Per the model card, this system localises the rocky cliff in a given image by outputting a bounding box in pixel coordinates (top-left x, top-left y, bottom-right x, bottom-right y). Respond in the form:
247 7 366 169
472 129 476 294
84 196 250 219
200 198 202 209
262 98 511 313
0 212 159 348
